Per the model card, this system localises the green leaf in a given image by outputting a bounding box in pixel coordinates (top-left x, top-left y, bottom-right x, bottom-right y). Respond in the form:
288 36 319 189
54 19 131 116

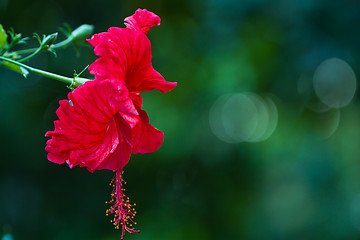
0 24 7 50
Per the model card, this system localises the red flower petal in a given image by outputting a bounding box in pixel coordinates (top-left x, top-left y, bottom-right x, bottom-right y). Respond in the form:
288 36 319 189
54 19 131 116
130 108 164 154
129 92 143 108
88 27 177 93
139 67 177 93
45 80 137 172
124 8 161 34
121 106 164 155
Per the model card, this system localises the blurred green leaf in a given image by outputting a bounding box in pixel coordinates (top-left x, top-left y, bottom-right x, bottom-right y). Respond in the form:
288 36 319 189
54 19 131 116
0 24 7 50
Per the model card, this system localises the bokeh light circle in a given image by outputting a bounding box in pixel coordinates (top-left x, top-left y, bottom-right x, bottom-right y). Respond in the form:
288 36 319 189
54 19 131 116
222 93 258 142
313 58 357 108
209 92 278 143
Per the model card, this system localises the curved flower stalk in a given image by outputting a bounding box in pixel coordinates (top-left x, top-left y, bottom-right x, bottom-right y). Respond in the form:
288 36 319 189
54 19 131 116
45 9 177 239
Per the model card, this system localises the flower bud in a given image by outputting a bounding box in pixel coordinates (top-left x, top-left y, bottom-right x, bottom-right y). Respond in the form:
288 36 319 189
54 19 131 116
41 33 58 49
70 24 94 42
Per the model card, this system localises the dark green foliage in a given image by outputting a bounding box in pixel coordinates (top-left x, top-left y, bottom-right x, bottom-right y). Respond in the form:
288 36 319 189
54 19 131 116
1 0 360 239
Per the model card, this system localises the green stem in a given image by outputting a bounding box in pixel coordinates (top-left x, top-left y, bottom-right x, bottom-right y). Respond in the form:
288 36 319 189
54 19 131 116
14 47 36 55
12 24 94 60
15 36 74 55
52 36 74 49
18 46 43 63
0 56 89 87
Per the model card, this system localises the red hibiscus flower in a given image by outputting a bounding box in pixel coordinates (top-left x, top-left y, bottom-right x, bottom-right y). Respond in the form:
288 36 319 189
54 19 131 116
45 9 176 239
88 8 177 156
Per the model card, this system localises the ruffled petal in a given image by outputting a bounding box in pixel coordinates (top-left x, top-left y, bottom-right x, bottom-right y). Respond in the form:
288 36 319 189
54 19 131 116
88 27 177 93
45 80 137 172
88 28 150 89
96 114 132 170
136 67 177 93
124 8 161 34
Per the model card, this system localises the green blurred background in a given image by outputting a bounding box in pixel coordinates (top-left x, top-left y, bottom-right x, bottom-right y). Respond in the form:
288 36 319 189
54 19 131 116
1 0 360 239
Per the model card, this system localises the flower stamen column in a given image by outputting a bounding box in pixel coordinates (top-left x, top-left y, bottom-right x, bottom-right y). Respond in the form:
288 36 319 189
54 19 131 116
106 170 139 239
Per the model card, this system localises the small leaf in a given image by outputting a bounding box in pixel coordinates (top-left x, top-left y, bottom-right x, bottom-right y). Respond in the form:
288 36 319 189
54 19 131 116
48 48 57 57
59 23 72 37
77 64 89 77
20 66 29 78
17 37 29 45
0 24 8 50
33 33 41 44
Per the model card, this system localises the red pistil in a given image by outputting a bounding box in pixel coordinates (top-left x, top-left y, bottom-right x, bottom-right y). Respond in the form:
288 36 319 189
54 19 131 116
106 170 139 239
